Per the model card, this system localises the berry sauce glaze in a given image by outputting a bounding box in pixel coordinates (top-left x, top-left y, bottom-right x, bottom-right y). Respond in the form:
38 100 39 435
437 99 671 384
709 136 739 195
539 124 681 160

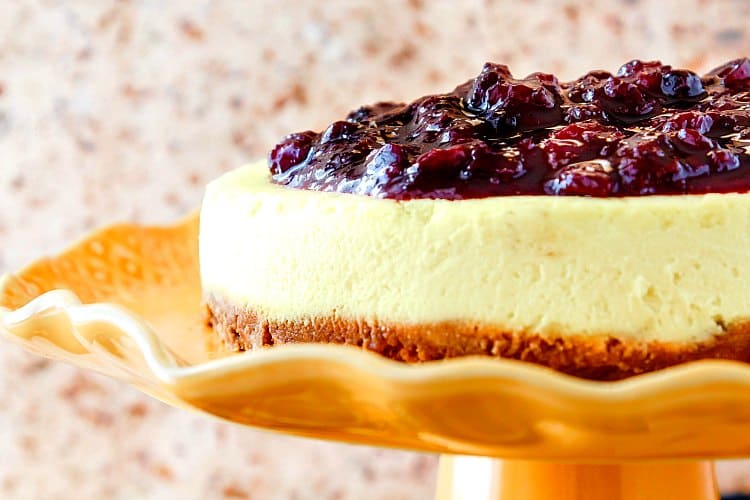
269 59 750 198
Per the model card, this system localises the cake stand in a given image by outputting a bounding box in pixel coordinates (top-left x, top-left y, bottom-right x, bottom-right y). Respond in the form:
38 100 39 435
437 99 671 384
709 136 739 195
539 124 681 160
2 212 748 500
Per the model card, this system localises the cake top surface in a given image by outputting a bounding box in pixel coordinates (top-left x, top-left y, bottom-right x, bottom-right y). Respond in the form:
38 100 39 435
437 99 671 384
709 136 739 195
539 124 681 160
269 58 750 199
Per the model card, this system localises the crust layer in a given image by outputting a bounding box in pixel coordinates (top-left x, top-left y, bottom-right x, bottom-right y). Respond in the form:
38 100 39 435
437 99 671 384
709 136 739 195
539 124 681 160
205 295 750 380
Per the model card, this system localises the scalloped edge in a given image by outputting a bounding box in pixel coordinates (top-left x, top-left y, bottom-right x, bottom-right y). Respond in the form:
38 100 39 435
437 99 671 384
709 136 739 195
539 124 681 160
4 286 750 403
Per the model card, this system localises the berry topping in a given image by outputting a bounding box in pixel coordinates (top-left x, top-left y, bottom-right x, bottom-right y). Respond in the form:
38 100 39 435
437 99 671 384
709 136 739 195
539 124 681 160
270 58 750 198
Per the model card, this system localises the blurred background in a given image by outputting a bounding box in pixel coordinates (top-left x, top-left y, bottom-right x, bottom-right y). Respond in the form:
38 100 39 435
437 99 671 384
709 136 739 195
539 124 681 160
1 0 750 498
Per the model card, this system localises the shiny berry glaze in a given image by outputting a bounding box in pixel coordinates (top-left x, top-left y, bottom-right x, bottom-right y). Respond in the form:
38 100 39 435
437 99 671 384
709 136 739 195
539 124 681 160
269 59 750 198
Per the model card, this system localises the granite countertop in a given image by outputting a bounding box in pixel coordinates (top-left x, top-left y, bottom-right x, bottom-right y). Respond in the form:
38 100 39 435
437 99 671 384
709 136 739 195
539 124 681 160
1 1 750 498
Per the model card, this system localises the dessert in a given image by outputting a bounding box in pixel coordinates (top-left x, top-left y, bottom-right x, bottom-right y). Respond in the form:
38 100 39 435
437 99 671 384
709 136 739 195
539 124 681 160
201 58 750 380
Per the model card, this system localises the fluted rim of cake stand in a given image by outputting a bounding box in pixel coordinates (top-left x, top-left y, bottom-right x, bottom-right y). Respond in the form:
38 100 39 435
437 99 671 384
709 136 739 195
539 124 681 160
3 285 750 397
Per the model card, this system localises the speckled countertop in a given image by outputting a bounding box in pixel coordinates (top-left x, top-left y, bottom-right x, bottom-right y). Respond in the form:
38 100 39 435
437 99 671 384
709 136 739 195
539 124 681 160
1 1 750 498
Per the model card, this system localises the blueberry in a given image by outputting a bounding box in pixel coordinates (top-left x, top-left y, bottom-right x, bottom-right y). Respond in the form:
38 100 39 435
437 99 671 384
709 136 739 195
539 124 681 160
660 70 705 99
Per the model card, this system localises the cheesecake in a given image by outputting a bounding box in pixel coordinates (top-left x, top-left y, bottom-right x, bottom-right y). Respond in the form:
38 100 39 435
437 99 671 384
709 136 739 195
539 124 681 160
201 58 750 380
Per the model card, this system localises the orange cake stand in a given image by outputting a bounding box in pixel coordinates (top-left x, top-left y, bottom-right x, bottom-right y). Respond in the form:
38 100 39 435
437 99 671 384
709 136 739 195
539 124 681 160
2 213 745 500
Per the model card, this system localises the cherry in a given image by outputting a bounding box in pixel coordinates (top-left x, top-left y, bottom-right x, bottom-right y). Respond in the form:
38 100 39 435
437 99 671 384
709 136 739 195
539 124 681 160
268 131 317 175
616 59 665 78
352 144 415 197
616 60 667 93
707 58 750 88
365 143 412 177
566 70 612 103
708 149 740 173
465 65 563 133
320 121 361 143
668 128 716 154
407 94 488 146
657 111 714 135
543 120 624 168
615 134 685 194
544 160 616 196
395 144 474 198
464 145 526 184
706 109 750 136
464 63 513 110
564 103 605 123
596 77 661 120
412 144 470 174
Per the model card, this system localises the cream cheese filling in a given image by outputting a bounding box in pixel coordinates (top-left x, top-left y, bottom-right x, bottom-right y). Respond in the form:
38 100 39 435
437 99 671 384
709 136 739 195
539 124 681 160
200 162 750 343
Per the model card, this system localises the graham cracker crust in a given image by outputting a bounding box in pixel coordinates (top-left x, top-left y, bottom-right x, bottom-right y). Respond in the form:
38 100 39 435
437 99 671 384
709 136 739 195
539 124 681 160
204 295 750 380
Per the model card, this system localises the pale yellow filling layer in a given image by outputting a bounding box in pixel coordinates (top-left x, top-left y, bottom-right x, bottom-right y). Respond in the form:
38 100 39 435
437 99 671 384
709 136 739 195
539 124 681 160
199 162 750 343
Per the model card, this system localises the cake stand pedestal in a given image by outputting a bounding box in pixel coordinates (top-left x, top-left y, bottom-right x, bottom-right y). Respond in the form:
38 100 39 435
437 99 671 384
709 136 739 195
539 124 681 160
436 457 717 500
0 214 742 500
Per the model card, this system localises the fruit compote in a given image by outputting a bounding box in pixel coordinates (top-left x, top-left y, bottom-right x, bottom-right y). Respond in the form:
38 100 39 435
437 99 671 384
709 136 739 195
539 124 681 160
269 58 750 198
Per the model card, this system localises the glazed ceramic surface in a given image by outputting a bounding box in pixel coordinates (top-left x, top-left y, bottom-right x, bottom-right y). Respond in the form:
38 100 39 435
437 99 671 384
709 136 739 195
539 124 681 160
2 213 750 461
